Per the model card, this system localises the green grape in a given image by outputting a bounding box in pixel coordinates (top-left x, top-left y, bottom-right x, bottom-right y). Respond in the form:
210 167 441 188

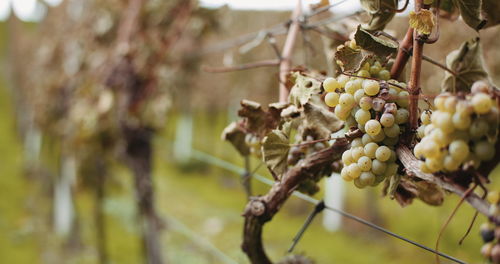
354 89 365 103
414 142 424 159
380 113 395 127
384 124 400 138
395 108 409 124
378 69 390 80
337 74 349 86
452 112 471 130
471 80 490 94
417 125 425 139
443 155 460 171
353 178 366 188
340 93 355 108
474 141 495 161
448 140 469 162
365 119 382 136
444 97 457 113
419 161 431 173
370 130 386 142
472 93 493 114
396 91 409 107
363 80 380 96
364 142 379 159
342 150 354 165
430 128 448 146
348 163 362 179
357 70 371 78
433 111 455 133
359 96 373 110
362 133 373 145
384 163 399 177
425 158 443 172
351 138 363 148
456 100 473 115
345 80 361 94
422 139 440 158
434 95 446 111
341 167 352 181
369 64 381 75
375 146 391 162
424 124 435 136
358 156 372 171
372 159 387 175
420 111 431 125
358 171 375 186
387 150 397 163
334 105 350 120
469 119 489 139
325 92 340 107
388 88 398 102
323 77 341 92
355 109 371 125
351 146 365 161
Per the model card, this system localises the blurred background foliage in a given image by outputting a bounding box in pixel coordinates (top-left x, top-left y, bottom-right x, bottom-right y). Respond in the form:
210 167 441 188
1 0 500 263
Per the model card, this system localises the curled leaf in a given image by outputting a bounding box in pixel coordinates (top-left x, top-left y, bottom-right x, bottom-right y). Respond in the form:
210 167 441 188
354 26 398 58
221 121 250 156
262 127 291 178
409 10 435 35
441 38 488 93
361 0 397 31
238 100 287 137
334 46 375 73
288 73 322 107
303 101 343 140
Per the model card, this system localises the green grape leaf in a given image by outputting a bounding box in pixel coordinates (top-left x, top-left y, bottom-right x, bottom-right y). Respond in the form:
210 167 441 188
262 127 291 178
237 100 288 137
288 72 322 107
303 100 343 140
409 10 435 34
354 26 398 58
221 121 250 156
441 38 488 93
334 45 375 73
361 0 397 31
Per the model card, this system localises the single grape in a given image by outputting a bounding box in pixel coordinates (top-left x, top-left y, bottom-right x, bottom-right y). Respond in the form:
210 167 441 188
448 140 469 162
395 108 409 124
341 167 352 181
425 158 443 172
472 93 493 114
354 89 365 103
370 130 386 142
471 80 490 93
422 140 440 158
334 105 350 120
417 125 425 139
351 138 363 148
384 124 400 138
358 156 372 171
430 128 448 146
361 134 372 145
419 161 431 173
424 124 435 136
345 80 360 94
363 80 380 96
359 96 373 110
355 109 371 125
456 100 473 115
434 95 446 111
324 92 340 107
375 146 391 162
364 142 379 159
388 150 397 163
348 163 362 179
421 111 431 125
365 119 382 136
396 91 409 107
358 171 375 186
414 142 424 159
351 146 365 161
469 119 489 139
357 70 371 78
388 88 398 102
371 159 387 175
339 93 355 109
323 77 341 92
378 69 390 80
337 74 349 86
342 150 354 165
474 141 495 161
433 111 454 133
452 112 471 130
380 113 395 127
443 97 457 113
443 155 460 171
369 64 381 75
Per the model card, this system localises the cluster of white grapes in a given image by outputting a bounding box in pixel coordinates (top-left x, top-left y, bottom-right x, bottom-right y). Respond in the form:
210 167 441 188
323 61 409 188
415 81 499 173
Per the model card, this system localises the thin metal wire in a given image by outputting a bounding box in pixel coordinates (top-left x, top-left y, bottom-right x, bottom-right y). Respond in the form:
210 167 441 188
189 148 467 264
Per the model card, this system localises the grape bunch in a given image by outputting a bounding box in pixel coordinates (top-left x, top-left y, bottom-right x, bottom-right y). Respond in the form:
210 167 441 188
415 82 499 173
480 191 500 263
323 61 409 188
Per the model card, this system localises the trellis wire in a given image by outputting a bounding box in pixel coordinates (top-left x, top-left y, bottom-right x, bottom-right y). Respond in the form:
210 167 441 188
190 148 466 264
